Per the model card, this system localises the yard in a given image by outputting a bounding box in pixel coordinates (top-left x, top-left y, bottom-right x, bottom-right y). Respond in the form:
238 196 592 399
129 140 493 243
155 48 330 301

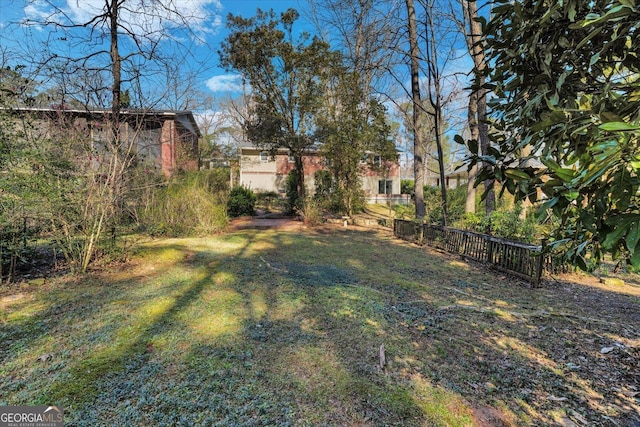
1 225 639 426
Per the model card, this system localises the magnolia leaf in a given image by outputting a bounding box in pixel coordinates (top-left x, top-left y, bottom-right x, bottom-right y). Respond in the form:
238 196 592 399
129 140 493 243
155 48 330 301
600 112 623 122
565 190 579 201
599 122 640 131
568 1 577 21
504 168 530 180
630 250 640 271
627 221 640 255
554 168 575 181
602 218 633 249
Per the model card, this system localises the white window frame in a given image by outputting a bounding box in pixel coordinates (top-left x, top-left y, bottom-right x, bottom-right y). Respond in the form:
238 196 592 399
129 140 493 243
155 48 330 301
260 151 269 162
378 179 393 195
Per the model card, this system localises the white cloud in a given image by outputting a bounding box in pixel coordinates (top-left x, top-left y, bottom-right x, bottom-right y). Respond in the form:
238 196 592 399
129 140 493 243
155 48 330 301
206 74 244 93
22 0 223 40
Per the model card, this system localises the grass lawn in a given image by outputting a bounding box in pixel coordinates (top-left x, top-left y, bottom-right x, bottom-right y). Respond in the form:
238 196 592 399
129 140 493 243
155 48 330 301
1 225 639 426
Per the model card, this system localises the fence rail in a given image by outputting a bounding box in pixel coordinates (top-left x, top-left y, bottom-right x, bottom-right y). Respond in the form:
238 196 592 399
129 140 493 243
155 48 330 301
393 219 550 286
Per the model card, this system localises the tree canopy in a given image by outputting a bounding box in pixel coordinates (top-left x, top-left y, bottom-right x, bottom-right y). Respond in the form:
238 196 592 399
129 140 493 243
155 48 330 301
474 0 640 269
219 8 338 201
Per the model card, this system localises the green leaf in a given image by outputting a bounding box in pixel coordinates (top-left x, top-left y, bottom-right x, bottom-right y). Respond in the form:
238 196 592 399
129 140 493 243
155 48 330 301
599 122 640 131
554 168 575 181
567 1 577 21
504 168 530 180
565 190 579 201
626 220 640 255
630 250 640 271
467 138 478 155
602 217 633 249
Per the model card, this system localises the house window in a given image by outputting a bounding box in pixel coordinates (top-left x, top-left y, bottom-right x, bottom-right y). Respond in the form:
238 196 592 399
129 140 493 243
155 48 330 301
288 153 295 163
378 180 393 195
373 155 382 166
260 151 269 162
360 155 368 164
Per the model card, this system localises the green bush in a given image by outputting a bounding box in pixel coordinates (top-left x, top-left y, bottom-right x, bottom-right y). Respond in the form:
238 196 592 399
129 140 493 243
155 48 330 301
285 170 301 214
484 203 539 243
227 186 256 217
454 203 542 243
314 170 333 202
423 185 467 225
401 179 414 195
256 191 281 212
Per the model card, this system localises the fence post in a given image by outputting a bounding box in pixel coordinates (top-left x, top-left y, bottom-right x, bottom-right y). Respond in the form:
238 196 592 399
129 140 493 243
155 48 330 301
486 236 493 264
534 238 547 288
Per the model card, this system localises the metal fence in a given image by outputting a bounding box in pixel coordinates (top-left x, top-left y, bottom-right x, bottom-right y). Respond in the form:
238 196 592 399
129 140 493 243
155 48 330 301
393 219 552 287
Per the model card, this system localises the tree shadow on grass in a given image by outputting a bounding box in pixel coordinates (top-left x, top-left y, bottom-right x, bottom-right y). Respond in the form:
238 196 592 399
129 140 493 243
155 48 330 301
4 227 639 425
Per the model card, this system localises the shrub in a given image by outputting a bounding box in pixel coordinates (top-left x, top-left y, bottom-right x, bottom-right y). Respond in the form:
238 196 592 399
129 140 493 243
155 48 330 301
453 203 542 243
285 170 301 214
392 203 415 220
484 203 539 243
227 186 256 218
256 191 280 212
314 170 333 202
423 185 467 225
300 198 324 226
140 170 229 236
401 179 414 195
458 212 483 231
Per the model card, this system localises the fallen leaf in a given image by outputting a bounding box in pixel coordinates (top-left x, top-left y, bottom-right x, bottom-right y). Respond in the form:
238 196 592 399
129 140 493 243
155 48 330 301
37 353 53 362
567 408 588 424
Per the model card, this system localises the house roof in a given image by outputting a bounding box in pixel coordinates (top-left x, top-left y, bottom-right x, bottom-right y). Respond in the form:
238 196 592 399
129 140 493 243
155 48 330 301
3 106 201 137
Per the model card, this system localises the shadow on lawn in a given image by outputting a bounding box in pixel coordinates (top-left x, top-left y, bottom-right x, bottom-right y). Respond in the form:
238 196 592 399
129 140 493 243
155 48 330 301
3 227 639 426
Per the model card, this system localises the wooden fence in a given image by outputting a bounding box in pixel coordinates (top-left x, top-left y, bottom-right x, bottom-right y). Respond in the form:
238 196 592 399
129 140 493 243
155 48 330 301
393 219 551 287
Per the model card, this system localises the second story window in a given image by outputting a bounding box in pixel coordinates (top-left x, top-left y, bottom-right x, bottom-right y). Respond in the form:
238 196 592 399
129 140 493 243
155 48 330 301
288 153 295 163
260 151 269 162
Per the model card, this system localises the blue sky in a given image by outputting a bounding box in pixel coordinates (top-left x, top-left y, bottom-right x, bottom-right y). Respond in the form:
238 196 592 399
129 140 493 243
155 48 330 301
0 0 474 149
0 0 307 98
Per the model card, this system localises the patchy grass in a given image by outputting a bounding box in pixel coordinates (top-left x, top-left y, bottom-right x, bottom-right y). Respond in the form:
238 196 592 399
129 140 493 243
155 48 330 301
1 226 639 426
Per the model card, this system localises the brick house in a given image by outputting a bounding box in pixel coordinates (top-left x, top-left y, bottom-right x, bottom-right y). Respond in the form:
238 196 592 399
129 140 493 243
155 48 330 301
5 107 200 176
239 144 406 204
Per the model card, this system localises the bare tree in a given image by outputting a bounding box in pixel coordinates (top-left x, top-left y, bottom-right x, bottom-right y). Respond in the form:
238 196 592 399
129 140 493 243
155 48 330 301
304 0 402 98
421 0 450 225
12 0 211 272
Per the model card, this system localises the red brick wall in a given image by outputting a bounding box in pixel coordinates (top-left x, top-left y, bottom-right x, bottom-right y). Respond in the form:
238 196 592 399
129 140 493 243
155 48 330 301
275 153 326 179
160 120 198 176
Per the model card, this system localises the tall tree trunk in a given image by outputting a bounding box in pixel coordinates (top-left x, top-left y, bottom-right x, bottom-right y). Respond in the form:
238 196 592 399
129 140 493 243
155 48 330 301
405 0 426 220
463 0 495 216
425 4 447 227
295 154 306 202
109 0 122 207
465 84 479 213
